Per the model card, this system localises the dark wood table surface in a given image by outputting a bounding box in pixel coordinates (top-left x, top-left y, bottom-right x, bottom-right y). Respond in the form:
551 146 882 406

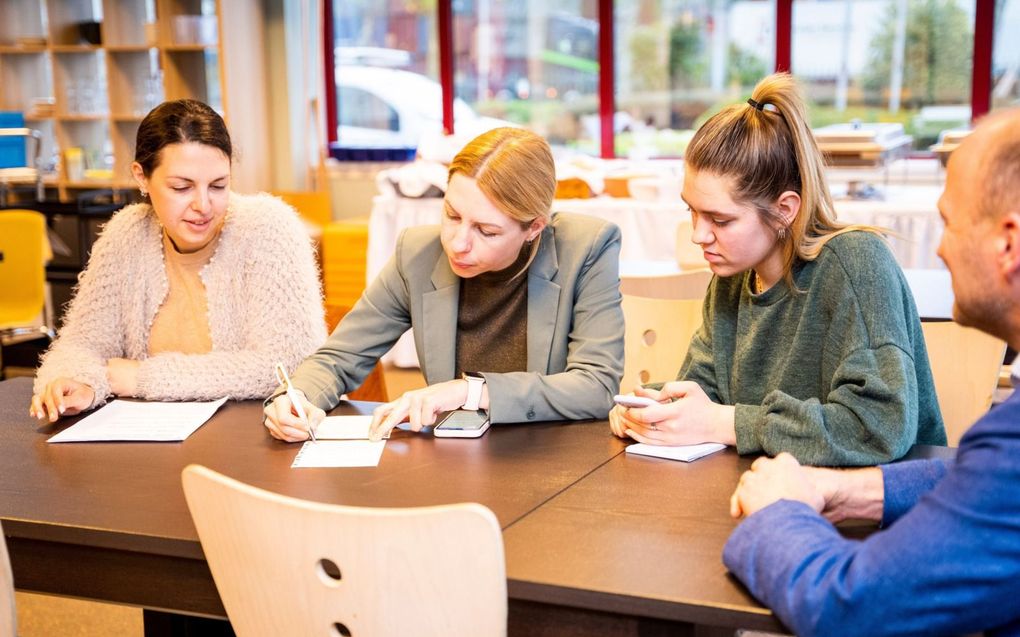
504 447 780 632
0 377 955 635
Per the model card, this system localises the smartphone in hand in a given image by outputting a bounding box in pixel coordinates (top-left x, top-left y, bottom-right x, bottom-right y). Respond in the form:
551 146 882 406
613 394 659 409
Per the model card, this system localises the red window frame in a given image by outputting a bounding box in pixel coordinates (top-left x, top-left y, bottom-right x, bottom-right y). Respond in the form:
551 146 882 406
325 0 997 147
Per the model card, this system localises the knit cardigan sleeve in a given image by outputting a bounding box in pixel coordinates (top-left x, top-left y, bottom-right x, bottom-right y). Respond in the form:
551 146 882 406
133 194 327 401
32 206 153 407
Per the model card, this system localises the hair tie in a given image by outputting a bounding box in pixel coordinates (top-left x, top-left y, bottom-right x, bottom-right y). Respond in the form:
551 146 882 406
747 98 778 113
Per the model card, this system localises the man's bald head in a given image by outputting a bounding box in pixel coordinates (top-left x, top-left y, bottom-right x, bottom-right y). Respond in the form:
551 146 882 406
952 109 1020 221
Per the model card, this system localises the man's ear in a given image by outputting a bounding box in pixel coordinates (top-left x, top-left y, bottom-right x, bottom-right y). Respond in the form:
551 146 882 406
775 190 801 229
997 211 1020 277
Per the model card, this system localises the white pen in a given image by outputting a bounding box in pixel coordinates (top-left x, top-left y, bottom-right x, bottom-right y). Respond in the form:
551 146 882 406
275 363 316 442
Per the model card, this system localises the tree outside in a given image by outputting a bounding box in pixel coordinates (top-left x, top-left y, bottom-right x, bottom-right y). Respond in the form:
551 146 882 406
862 0 973 109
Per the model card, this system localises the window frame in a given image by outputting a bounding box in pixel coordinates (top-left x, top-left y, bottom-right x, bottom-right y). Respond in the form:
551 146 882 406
325 0 998 157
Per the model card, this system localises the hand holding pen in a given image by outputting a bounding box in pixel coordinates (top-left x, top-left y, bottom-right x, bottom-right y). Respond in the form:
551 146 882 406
263 363 324 443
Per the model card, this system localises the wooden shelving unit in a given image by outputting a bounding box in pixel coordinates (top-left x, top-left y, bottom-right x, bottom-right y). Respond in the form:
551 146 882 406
0 0 269 201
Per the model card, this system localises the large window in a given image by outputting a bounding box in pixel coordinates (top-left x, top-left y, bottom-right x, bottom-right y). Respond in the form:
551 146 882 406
452 1 601 154
328 0 1007 157
615 0 775 158
792 0 975 149
332 0 439 147
993 0 1020 111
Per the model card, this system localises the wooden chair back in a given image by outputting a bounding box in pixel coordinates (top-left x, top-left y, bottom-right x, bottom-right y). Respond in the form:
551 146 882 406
182 465 507 637
675 219 709 271
619 269 712 300
921 320 1006 445
621 296 704 392
0 520 17 637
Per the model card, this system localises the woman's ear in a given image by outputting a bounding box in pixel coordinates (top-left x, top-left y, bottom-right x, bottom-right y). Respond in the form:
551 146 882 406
527 218 548 242
130 162 147 191
775 190 801 229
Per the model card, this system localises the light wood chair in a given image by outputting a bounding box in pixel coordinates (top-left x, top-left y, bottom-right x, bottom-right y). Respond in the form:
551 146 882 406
182 465 507 637
621 296 704 392
676 219 710 271
921 320 1006 446
1 520 17 637
619 269 713 300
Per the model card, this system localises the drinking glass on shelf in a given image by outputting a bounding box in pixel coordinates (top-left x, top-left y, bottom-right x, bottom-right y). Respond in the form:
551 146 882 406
64 82 79 115
144 71 164 112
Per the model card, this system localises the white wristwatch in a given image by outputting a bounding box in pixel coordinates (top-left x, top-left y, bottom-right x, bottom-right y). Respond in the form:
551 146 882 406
462 371 485 411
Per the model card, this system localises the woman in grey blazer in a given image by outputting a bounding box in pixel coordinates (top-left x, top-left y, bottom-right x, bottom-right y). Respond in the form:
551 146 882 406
264 127 624 442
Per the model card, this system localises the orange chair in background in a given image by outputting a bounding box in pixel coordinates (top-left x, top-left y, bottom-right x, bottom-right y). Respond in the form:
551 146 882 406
272 190 332 228
324 303 388 403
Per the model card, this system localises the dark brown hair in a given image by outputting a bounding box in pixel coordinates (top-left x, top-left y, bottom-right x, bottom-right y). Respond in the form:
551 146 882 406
134 99 232 177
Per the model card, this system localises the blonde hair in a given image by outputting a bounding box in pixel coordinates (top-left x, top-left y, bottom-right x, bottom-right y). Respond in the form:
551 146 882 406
685 73 882 286
448 127 556 229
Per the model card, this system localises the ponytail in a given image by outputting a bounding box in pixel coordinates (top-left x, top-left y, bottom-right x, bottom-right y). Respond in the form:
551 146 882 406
685 73 884 287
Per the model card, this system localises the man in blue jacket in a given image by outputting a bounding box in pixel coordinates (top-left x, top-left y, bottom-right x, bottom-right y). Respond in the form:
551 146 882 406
724 108 1020 636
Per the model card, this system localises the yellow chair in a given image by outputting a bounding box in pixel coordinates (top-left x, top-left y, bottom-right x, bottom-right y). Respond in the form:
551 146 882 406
621 295 703 392
324 303 388 403
0 209 54 346
182 465 507 637
921 320 1006 446
272 190 332 228
321 220 370 309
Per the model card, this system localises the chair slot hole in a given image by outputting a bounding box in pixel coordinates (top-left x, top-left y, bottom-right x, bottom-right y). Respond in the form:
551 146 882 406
317 558 343 586
642 329 657 346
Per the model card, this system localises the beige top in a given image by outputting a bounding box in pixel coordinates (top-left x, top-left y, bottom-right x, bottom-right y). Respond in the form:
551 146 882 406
148 231 220 355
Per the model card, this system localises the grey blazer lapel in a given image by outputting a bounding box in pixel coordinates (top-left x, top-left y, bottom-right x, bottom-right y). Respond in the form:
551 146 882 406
422 255 459 381
527 228 561 373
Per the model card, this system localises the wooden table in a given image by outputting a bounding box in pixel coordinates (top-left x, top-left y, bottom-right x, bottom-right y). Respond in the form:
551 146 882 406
4 377 948 635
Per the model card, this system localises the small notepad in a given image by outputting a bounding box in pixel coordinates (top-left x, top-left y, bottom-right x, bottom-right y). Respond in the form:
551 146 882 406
313 415 388 440
625 442 726 463
291 440 386 468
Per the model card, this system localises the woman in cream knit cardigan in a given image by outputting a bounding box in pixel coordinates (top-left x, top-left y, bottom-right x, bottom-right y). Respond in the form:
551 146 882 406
30 100 326 421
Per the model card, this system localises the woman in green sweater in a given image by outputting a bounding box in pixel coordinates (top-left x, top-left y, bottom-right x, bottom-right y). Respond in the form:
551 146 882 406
611 73 945 466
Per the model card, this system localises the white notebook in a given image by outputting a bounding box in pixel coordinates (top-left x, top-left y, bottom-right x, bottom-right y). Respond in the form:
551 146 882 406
48 397 228 443
291 440 386 468
625 442 726 463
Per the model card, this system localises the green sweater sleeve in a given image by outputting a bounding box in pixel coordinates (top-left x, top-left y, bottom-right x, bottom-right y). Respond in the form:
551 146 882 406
734 342 921 466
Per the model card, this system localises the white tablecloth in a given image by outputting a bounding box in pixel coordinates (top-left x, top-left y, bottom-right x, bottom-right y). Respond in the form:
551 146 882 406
367 187 945 367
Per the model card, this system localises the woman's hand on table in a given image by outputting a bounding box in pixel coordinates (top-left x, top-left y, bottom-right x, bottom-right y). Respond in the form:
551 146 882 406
614 382 736 446
29 378 95 422
263 391 325 442
368 379 471 441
